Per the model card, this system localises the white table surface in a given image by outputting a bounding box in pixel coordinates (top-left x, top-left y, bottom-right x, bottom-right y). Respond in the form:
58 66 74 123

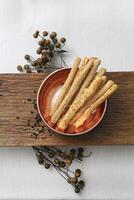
0 0 134 199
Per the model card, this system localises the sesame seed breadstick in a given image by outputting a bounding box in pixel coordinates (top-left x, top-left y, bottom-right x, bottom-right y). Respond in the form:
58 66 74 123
71 79 113 124
50 57 81 116
74 84 118 128
57 77 103 130
72 59 101 103
51 58 95 124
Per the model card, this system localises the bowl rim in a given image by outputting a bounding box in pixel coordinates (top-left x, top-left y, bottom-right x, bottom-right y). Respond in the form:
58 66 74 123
37 67 107 136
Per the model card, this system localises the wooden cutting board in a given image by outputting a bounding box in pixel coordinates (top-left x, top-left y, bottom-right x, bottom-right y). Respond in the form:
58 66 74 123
0 72 134 146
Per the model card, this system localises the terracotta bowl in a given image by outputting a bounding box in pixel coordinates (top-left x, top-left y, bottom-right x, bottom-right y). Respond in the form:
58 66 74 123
37 68 107 136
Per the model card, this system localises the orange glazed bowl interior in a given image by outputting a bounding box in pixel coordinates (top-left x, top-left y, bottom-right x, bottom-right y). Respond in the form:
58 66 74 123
37 68 107 136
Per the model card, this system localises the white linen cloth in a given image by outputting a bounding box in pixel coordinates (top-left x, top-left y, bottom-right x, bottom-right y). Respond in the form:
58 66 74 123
0 0 134 199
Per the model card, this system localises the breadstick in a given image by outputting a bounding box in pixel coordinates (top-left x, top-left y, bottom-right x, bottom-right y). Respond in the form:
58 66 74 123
57 77 103 130
95 68 106 79
79 57 89 71
70 57 89 86
74 84 118 128
51 58 95 124
50 57 81 116
73 59 101 103
71 79 113 124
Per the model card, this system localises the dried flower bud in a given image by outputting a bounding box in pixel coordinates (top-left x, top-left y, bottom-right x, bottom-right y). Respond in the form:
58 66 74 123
24 54 30 60
74 186 80 193
36 48 42 54
75 169 81 177
17 65 23 72
41 55 49 64
45 39 50 46
78 180 85 189
24 65 30 70
43 31 48 36
60 37 66 43
32 60 38 66
41 50 47 56
55 42 61 48
37 58 42 65
49 45 54 50
44 163 50 169
33 30 39 38
48 50 53 58
52 38 58 44
50 32 57 39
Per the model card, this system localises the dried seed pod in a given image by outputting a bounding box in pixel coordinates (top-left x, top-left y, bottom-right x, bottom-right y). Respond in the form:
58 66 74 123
50 32 57 39
37 155 44 164
55 42 61 48
41 55 49 64
68 177 78 184
59 161 66 168
33 30 39 38
75 169 81 177
74 186 80 193
45 39 50 46
41 50 47 56
32 60 38 66
49 45 54 50
48 152 55 158
66 159 72 166
43 31 48 36
23 64 30 71
54 158 60 165
17 65 23 72
52 38 58 44
44 163 50 169
37 58 42 65
78 180 85 189
24 54 30 60
60 37 66 43
38 40 43 46
48 50 54 58
36 48 42 54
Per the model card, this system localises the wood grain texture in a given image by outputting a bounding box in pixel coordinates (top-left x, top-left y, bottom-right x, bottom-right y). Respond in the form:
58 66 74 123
0 72 134 146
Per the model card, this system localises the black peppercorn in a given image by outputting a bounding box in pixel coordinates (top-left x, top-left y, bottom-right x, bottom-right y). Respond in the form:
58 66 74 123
78 147 84 153
70 149 76 154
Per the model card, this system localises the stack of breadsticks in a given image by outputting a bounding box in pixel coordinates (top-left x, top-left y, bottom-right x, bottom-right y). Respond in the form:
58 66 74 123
49 57 118 132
